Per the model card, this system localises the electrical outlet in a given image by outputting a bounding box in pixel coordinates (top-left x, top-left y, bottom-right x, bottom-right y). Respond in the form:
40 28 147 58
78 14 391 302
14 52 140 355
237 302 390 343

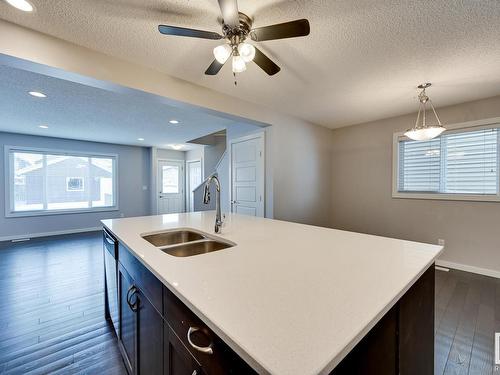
120 213 125 218
438 239 445 246
142 185 148 191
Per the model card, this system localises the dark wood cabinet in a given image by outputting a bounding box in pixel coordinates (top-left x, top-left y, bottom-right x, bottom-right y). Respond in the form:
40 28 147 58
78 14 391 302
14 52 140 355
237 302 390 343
164 287 255 375
118 264 137 375
165 325 204 375
118 261 164 375
137 287 164 375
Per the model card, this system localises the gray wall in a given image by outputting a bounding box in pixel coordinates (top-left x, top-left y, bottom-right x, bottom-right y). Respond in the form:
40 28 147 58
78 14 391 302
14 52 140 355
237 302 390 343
0 131 151 239
331 95 500 273
156 148 185 160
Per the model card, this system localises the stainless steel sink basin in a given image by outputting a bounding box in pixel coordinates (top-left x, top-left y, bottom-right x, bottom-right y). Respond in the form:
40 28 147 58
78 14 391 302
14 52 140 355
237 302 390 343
162 240 233 257
142 230 205 247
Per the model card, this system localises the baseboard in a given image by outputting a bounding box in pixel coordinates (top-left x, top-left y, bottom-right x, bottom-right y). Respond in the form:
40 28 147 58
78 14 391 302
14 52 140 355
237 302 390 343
436 259 500 279
0 227 102 242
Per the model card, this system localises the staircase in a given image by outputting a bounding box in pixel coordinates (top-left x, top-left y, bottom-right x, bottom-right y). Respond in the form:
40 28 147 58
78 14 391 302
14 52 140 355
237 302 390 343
191 136 227 212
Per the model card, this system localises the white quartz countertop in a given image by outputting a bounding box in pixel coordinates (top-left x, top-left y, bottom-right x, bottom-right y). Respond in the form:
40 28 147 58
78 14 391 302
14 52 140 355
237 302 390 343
102 212 442 375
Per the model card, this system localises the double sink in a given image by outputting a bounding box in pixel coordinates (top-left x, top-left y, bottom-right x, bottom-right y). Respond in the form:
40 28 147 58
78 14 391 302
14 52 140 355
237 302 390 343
141 229 234 257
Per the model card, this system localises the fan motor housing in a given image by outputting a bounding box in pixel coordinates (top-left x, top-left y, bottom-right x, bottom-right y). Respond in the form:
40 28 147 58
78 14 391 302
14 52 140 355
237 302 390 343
222 12 253 42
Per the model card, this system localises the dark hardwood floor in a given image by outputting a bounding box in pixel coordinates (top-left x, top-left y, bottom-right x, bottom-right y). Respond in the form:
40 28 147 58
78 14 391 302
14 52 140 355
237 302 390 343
435 267 500 375
0 232 126 375
0 232 498 374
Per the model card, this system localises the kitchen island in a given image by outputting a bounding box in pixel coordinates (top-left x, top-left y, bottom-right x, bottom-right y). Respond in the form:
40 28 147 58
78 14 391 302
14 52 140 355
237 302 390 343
102 212 442 375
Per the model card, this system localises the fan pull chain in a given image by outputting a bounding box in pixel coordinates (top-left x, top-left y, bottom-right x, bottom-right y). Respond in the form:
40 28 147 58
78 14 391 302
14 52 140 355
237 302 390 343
233 72 237 86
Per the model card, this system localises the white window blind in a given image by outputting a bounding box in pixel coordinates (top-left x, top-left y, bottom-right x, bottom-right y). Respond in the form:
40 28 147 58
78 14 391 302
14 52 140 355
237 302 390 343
7 148 117 216
397 127 499 197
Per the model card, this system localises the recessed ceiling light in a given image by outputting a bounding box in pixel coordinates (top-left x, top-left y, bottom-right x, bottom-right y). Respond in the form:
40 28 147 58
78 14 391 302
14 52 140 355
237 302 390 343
28 91 46 98
169 120 179 124
137 138 145 141
168 144 184 150
39 125 49 129
5 0 34 12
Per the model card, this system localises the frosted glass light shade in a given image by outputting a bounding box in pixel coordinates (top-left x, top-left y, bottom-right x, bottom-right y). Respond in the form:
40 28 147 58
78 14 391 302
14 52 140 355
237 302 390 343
237 43 256 62
404 126 446 141
6 0 33 11
232 55 247 73
213 44 232 64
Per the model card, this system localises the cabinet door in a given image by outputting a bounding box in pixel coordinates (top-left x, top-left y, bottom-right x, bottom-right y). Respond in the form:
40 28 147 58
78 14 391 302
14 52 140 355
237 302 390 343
137 289 164 375
165 325 203 375
119 264 137 375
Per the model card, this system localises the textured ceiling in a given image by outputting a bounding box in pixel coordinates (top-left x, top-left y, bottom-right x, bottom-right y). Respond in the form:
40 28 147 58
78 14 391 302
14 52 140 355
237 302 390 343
0 64 260 148
1 0 500 128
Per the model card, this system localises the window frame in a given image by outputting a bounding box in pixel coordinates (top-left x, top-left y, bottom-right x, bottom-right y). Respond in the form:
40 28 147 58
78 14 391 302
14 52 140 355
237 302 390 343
4 146 119 217
392 117 500 202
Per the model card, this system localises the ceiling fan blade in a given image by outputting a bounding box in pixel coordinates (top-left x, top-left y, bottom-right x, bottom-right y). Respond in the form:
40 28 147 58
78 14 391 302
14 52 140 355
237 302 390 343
205 60 225 75
218 0 239 27
253 47 280 76
158 25 222 40
250 19 310 42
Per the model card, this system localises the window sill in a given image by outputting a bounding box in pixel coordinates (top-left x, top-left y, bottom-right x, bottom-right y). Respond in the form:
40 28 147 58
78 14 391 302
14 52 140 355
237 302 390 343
5 206 119 218
392 192 500 203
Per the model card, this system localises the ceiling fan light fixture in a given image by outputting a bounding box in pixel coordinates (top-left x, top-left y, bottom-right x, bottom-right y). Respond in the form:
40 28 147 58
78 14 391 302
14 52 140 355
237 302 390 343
238 43 256 62
232 55 246 73
213 44 232 64
404 83 446 141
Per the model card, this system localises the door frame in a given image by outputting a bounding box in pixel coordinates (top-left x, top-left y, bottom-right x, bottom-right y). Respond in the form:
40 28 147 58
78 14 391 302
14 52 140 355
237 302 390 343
156 158 185 214
229 132 265 217
185 158 203 212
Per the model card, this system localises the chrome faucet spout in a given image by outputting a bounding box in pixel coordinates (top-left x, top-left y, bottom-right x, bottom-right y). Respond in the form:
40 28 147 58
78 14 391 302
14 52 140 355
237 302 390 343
203 173 223 233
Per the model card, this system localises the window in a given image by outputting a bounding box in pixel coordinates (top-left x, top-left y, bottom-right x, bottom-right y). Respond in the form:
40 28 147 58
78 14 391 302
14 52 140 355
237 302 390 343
6 147 118 216
393 120 500 201
66 177 84 192
161 165 179 194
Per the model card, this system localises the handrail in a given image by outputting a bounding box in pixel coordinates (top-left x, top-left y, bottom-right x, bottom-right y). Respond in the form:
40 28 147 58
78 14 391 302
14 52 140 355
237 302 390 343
213 149 227 172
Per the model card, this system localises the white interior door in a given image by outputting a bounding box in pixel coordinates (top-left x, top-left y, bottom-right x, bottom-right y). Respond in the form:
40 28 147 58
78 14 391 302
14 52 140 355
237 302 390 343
186 160 202 212
157 160 184 214
230 133 265 217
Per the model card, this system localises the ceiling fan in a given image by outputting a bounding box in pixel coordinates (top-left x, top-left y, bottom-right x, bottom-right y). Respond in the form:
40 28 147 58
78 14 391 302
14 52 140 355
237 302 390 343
158 0 310 76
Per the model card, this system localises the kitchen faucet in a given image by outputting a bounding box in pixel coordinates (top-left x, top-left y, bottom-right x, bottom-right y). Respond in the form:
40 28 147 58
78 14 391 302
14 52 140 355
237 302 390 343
203 173 223 233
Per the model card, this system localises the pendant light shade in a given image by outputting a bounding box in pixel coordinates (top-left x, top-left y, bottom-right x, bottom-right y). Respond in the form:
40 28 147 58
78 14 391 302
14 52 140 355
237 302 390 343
404 83 446 141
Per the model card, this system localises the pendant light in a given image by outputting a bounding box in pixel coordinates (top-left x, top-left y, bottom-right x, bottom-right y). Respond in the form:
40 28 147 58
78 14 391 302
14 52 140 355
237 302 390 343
404 83 446 141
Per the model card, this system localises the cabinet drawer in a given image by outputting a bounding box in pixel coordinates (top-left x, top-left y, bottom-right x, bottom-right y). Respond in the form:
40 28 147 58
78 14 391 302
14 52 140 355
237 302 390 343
163 287 255 375
119 243 163 314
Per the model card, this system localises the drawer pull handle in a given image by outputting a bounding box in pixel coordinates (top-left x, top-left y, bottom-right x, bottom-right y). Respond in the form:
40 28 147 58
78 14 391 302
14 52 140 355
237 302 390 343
187 327 213 355
126 285 139 312
104 235 115 245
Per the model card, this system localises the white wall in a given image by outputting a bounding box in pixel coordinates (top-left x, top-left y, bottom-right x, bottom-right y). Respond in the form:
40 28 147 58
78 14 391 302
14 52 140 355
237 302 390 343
0 20 332 227
0 131 151 240
331 95 500 275
157 148 185 161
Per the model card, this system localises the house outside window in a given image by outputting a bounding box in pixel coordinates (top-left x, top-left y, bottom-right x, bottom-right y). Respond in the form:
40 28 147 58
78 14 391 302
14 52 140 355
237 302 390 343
5 146 118 216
